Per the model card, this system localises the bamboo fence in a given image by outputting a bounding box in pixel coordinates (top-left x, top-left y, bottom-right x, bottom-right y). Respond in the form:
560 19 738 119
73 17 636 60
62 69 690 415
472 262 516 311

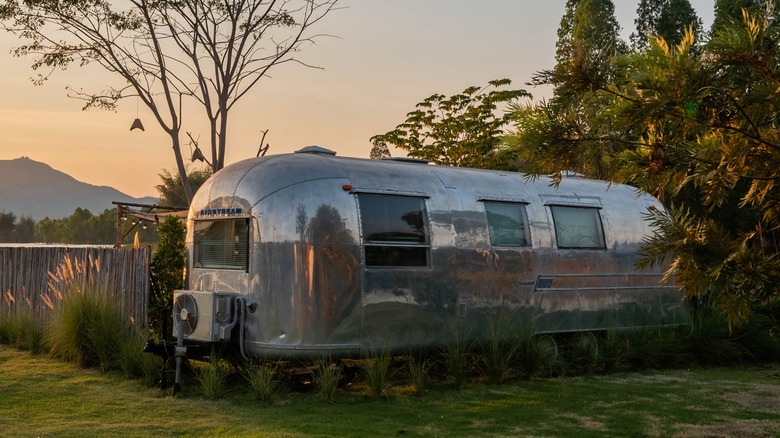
0 246 151 327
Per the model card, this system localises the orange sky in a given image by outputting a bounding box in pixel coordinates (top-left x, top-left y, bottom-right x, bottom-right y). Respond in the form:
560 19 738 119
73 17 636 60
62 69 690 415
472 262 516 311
0 1 714 198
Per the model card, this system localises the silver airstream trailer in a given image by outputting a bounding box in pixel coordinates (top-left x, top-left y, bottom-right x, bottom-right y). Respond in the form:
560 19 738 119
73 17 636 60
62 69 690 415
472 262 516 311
172 146 686 362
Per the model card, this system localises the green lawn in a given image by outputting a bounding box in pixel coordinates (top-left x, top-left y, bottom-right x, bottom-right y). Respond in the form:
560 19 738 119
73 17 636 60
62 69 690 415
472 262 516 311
1 345 778 437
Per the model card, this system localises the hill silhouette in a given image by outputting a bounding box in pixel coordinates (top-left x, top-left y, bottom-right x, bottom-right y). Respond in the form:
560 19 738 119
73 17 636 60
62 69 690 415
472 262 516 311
0 157 157 220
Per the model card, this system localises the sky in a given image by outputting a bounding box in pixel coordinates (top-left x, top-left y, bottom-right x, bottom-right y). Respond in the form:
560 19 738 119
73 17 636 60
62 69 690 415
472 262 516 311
0 1 715 198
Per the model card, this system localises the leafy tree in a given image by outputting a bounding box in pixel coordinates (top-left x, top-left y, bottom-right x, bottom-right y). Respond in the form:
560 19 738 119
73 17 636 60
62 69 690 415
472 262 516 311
369 139 391 160
631 0 703 51
149 215 185 340
511 6 780 329
370 79 530 170
156 166 212 208
13 216 36 242
521 0 627 181
0 211 16 242
0 0 339 203
31 207 156 244
712 0 780 32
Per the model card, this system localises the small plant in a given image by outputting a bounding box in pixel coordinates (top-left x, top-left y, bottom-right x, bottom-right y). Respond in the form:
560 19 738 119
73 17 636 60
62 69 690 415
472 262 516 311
598 329 629 373
313 358 341 403
513 325 561 379
5 309 46 354
362 351 396 399
45 254 134 370
567 333 599 375
405 355 431 395
244 361 284 403
440 327 474 389
118 328 162 386
479 315 516 383
194 357 232 399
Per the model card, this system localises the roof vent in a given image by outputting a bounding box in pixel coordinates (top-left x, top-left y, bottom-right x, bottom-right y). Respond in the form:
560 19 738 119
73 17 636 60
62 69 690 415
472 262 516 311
295 145 337 156
381 157 430 165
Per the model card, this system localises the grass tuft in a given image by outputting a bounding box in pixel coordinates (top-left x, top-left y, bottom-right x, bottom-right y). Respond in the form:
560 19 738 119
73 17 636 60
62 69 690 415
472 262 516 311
361 351 396 399
194 357 233 399
244 361 285 403
313 358 341 403
405 354 432 395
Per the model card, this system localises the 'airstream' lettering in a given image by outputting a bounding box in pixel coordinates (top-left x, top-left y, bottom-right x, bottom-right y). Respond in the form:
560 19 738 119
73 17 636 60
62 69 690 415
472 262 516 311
198 208 243 216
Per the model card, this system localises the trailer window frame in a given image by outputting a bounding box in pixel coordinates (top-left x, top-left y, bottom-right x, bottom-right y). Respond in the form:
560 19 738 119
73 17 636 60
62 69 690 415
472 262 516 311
482 200 531 247
192 217 250 271
549 205 606 249
357 193 431 267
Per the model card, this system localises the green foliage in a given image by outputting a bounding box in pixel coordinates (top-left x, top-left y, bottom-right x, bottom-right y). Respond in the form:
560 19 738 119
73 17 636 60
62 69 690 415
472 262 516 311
478 316 517 383
439 328 475 389
631 0 703 51
2 308 46 353
313 358 341 403
361 352 396 399
149 215 185 340
31 207 157 245
194 358 233 399
47 283 130 370
405 355 431 395
118 328 162 385
0 211 36 243
156 166 211 208
512 5 780 329
370 79 530 170
244 361 285 403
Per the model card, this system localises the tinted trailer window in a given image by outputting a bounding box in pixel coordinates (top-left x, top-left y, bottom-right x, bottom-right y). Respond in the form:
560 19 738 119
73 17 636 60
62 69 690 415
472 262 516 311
193 218 249 270
358 194 430 267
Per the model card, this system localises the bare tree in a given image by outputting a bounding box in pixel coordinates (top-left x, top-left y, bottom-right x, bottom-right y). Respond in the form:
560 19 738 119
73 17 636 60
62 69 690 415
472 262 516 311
0 0 339 203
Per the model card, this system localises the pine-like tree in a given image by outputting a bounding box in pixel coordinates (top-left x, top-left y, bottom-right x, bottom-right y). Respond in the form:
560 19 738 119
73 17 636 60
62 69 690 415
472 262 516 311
632 0 702 51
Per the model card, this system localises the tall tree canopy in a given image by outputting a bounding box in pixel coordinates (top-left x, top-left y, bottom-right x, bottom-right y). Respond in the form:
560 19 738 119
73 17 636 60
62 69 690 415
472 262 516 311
0 0 339 203
631 0 703 51
370 79 529 170
518 0 625 181
511 5 780 328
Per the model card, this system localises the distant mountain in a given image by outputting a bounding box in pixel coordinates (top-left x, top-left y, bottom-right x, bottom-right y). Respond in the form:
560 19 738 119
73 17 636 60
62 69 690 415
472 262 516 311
0 157 158 220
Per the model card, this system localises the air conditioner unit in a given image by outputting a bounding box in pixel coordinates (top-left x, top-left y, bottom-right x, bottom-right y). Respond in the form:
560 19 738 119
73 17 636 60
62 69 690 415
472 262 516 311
173 290 235 342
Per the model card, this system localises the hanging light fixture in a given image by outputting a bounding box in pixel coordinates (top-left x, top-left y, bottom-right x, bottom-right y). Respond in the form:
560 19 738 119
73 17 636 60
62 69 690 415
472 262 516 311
130 96 144 131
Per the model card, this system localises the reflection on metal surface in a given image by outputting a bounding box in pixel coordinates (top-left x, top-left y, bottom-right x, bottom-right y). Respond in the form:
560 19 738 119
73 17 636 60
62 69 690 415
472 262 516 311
176 150 688 359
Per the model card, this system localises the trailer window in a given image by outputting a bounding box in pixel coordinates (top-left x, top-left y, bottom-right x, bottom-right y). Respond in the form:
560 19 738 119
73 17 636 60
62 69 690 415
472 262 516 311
484 201 530 247
193 218 249 270
550 206 605 249
358 194 429 267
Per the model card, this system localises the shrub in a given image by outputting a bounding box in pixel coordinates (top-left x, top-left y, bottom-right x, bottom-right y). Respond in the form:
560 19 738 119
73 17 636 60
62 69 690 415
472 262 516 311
194 358 233 399
478 316 516 383
567 333 599 375
440 328 474 389
513 327 561 379
313 358 341 403
362 352 396 399
405 355 431 395
4 309 46 353
47 285 129 370
119 328 162 386
244 361 284 403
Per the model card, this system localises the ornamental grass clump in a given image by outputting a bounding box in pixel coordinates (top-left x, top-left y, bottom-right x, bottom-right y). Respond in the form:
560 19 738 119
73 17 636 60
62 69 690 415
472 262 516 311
194 357 233 399
361 351 396 399
3 308 46 354
478 316 517 383
244 361 285 404
313 358 341 403
405 355 431 395
118 328 162 386
440 328 475 389
45 255 132 370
